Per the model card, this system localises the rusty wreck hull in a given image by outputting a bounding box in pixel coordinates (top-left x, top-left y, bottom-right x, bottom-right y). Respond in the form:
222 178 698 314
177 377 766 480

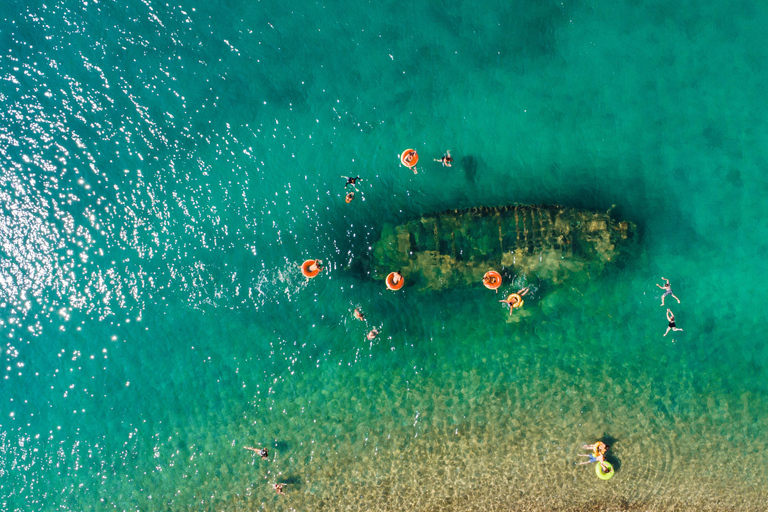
369 205 635 292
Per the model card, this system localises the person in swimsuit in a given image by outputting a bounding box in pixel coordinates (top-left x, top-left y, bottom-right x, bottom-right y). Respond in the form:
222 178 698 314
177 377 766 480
582 441 608 456
308 260 323 273
664 309 683 337
499 287 530 314
345 191 355 203
273 483 286 495
402 151 418 174
391 272 403 285
366 327 380 341
353 308 365 321
483 272 500 288
577 452 605 465
434 150 453 167
244 446 269 460
342 176 361 190
578 441 610 471
656 277 680 306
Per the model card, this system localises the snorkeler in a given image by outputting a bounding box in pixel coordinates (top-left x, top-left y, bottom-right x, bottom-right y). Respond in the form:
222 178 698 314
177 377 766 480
353 308 365 321
434 150 453 167
342 176 361 190
499 287 530 314
345 191 355 203
664 309 683 337
244 446 269 460
273 483 286 495
366 327 380 341
656 277 680 306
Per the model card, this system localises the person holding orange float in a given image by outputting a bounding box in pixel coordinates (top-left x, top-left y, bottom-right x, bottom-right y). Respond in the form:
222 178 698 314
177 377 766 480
301 259 323 278
386 271 404 290
483 270 502 291
400 149 418 174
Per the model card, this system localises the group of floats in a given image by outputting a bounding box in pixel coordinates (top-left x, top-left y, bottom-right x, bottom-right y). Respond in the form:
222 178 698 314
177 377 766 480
300 259 524 307
300 157 636 317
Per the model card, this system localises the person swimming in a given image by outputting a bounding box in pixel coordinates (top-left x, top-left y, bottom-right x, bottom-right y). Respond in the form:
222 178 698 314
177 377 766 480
583 441 608 457
366 327 380 340
273 483 286 495
664 308 683 337
342 176 361 189
499 287 530 314
353 308 365 321
345 191 355 203
244 446 269 460
434 150 453 167
656 276 680 306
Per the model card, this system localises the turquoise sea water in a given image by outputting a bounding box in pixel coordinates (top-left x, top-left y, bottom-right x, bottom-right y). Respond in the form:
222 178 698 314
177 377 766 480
2 0 768 510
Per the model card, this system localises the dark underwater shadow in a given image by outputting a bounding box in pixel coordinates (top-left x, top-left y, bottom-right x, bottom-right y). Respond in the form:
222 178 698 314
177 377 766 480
601 434 621 472
278 474 302 486
272 439 290 451
460 155 479 184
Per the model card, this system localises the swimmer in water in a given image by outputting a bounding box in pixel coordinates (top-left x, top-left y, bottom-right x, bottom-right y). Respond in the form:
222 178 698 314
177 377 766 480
273 483 286 495
402 151 418 174
582 441 608 457
308 260 323 273
483 272 501 289
353 308 365 321
664 308 683 337
578 443 608 470
391 272 403 285
345 191 355 203
434 150 453 167
499 287 530 314
656 277 680 306
244 446 269 460
366 327 380 341
342 176 361 190
577 452 604 465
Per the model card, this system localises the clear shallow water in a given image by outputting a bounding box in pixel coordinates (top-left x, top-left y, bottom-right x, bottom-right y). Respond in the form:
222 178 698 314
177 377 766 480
1 0 768 510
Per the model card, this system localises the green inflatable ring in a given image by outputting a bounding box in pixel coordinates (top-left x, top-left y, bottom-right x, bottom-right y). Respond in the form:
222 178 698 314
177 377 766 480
596 461 614 480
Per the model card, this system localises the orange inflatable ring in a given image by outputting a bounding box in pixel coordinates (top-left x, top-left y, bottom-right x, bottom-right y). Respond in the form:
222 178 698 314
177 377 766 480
301 259 322 278
507 293 524 309
400 149 419 168
386 272 404 291
483 271 502 290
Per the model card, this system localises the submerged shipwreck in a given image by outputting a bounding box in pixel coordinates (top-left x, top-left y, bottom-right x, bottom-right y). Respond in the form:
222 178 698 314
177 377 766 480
368 204 635 292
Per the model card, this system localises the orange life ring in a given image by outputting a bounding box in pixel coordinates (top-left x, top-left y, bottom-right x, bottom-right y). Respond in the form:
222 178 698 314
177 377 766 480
400 149 419 168
483 271 502 290
386 272 404 291
301 259 322 278
506 293 524 309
